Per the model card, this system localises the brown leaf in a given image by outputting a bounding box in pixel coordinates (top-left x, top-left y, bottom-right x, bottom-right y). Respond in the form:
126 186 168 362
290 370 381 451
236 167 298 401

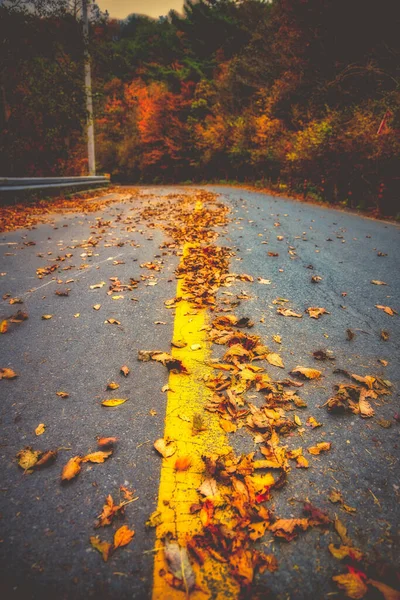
308 442 331 455
82 451 112 463
380 330 389 341
175 456 192 471
97 437 118 448
291 366 322 379
332 573 368 599
120 365 130 377
0 367 18 379
277 308 302 318
368 579 400 600
96 494 124 527
90 536 112 562
164 537 196 594
306 307 329 319
61 456 82 481
154 438 177 458
113 525 135 549
334 516 352 546
269 518 310 540
34 450 58 469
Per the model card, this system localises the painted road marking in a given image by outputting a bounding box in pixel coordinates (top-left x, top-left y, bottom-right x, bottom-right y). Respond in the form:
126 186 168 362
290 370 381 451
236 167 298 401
152 239 239 599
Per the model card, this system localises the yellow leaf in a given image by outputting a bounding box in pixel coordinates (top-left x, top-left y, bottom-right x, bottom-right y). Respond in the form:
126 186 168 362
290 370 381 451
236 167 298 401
266 353 284 368
376 305 396 316
294 415 302 426
334 516 352 546
93 304 101 310
219 419 237 433
61 456 82 481
191 344 202 351
332 573 368 599
101 398 127 407
113 525 135 549
42 314 53 320
306 416 322 428
112 295 124 300
35 423 46 436
306 306 329 319
56 391 69 398
0 320 8 334
74 313 80 318
106 318 121 325
16 447 41 470
329 544 363 561
0 367 18 379
90 536 112 562
291 366 322 379
154 438 177 458
82 451 112 463
277 308 302 318
273 335 281 344
90 282 106 289
308 442 331 455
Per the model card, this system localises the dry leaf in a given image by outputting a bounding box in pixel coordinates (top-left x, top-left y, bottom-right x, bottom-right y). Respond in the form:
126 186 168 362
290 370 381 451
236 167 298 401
0 320 8 333
114 525 135 549
107 382 119 390
266 353 284 368
61 456 82 481
101 398 127 407
332 572 368 599
291 366 322 379
258 278 271 285
171 339 187 348
306 307 329 319
277 308 302 318
0 367 18 379
106 318 121 325
82 451 112 463
368 579 400 600
42 314 53 320
16 447 41 470
154 438 177 458
90 282 106 289
93 304 101 310
35 423 46 436
371 280 387 286
334 516 352 545
90 536 112 562
329 544 363 561
164 537 196 594
306 416 322 428
376 305 397 316
34 450 58 469
175 456 192 471
97 437 118 448
56 391 69 398
273 335 281 344
308 442 331 455
120 365 130 377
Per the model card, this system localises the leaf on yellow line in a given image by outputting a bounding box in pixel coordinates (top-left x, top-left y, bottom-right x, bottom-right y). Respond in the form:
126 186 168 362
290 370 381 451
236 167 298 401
61 456 82 481
101 398 127 407
90 536 112 562
154 438 177 458
35 423 46 436
266 353 284 368
82 451 113 463
376 305 397 316
175 456 192 471
308 442 331 455
114 525 135 549
332 572 368 599
291 366 322 379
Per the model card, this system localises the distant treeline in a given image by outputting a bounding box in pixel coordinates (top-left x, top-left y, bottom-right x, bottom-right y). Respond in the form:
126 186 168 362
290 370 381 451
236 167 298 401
1 0 399 214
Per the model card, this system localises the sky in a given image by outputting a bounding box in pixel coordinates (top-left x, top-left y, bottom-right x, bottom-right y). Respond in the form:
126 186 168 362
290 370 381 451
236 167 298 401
96 0 185 19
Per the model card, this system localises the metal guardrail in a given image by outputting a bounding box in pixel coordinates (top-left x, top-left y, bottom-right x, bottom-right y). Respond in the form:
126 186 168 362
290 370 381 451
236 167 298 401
0 176 109 192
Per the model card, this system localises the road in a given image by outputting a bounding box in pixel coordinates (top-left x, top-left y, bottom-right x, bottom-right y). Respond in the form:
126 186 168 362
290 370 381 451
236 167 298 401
0 186 399 600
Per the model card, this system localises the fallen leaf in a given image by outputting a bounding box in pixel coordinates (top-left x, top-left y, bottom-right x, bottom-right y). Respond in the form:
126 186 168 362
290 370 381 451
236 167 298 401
82 451 112 463
306 416 322 428
16 447 41 470
56 391 69 398
107 382 119 390
34 450 58 469
306 307 329 319
308 442 331 455
291 366 322 379
61 456 82 481
35 423 46 436
0 320 8 334
74 313 80 318
191 344 202 351
368 579 400 600
378 359 388 366
332 572 367 599
106 318 121 325
171 339 187 348
273 335 282 344
41 314 53 320
90 536 112 562
164 537 196 594
266 353 284 368
381 330 389 341
329 544 363 561
161 384 170 393
175 456 192 471
0 367 18 379
334 516 352 545
101 398 127 407
90 282 106 289
114 525 135 549
371 280 387 286
154 438 177 458
97 437 118 448
93 304 101 310
258 278 271 285
376 305 397 316
120 365 130 377
277 308 302 318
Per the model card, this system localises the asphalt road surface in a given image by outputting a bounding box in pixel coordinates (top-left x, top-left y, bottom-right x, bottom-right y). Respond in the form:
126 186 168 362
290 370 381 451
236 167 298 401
0 186 399 600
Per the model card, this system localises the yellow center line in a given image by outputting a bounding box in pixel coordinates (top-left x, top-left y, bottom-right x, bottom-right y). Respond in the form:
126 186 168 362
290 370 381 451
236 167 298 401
152 240 239 599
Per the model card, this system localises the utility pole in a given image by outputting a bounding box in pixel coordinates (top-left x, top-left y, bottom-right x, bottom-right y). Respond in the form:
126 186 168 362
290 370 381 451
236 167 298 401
82 0 96 175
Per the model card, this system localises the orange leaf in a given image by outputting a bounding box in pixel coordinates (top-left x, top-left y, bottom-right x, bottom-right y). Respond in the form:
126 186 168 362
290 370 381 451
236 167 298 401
113 525 135 549
368 579 400 600
332 572 368 599
0 320 8 334
291 366 322 379
306 307 329 319
120 365 130 377
375 305 397 316
175 456 192 471
0 367 18 379
90 536 112 562
82 451 112 463
61 456 82 481
277 308 302 318
97 437 118 448
308 442 331 455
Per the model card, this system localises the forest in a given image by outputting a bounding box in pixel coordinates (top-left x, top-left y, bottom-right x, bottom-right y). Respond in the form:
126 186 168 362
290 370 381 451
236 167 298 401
0 0 399 214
